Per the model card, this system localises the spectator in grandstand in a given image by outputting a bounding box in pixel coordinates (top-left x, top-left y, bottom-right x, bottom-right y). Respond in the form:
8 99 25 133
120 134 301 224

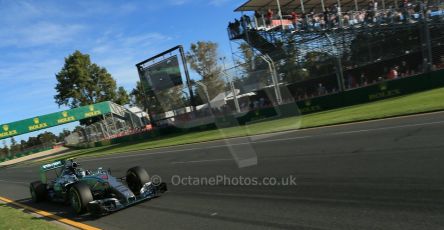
230 2 442 36
317 83 326 95
400 0 411 22
346 73 355 89
255 11 263 28
253 99 260 109
259 97 265 107
291 10 299 30
266 9 274 27
360 73 368 86
241 15 252 29
228 19 241 38
387 66 399 79
343 13 350 26
249 100 254 110
228 22 235 37
234 19 241 35
399 61 409 76
440 55 444 69
367 1 375 24
323 9 330 29
240 16 246 30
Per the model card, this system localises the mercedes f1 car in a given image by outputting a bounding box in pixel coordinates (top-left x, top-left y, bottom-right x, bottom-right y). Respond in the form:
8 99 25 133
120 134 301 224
29 159 167 215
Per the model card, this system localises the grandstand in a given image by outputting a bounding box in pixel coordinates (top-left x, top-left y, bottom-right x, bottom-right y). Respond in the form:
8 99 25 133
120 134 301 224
65 102 149 145
127 0 444 130
0 101 148 145
227 0 444 104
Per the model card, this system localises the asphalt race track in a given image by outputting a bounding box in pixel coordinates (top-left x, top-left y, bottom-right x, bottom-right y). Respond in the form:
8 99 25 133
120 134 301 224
1 112 444 230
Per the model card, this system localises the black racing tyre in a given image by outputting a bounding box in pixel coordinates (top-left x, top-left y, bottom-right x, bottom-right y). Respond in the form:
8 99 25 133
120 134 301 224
126 166 149 195
30 181 46 202
69 182 93 215
156 182 168 193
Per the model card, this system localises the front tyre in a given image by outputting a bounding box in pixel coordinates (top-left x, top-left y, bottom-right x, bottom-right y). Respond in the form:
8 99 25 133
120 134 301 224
69 182 93 215
126 167 149 195
30 181 46 202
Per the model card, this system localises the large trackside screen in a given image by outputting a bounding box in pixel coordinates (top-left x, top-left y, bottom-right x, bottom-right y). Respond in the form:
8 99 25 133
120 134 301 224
140 55 183 91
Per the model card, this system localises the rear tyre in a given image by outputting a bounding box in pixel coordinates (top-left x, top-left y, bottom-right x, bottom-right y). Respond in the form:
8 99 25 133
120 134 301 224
126 167 149 195
156 182 168 193
69 182 93 215
30 181 46 202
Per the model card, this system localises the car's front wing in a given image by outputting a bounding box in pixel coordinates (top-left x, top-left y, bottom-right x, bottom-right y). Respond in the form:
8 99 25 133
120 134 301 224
87 182 165 215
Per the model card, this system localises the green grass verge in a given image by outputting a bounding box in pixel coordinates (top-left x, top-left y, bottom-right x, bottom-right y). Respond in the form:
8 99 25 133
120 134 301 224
0 204 62 230
40 86 444 163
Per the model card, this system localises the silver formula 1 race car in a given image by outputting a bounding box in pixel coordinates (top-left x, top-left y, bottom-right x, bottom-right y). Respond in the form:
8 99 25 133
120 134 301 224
29 159 167 215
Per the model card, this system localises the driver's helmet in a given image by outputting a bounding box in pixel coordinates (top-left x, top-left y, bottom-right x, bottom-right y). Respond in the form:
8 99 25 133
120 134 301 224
76 169 86 178
63 160 79 175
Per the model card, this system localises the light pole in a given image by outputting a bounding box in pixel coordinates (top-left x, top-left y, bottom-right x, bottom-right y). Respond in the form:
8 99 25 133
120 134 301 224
220 56 241 113
219 57 227 70
259 54 283 105
220 71 241 113
195 81 212 111
325 33 345 92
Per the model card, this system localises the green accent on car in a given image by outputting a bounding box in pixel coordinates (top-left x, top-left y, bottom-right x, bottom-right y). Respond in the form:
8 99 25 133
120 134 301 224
70 189 82 213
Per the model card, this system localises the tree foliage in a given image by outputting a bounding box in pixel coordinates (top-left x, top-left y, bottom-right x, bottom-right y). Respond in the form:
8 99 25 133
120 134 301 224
57 129 72 142
54 50 129 108
130 81 146 108
155 85 186 113
115 86 130 106
187 41 225 100
236 42 271 89
0 131 60 159
9 137 20 155
0 140 8 159
133 82 164 116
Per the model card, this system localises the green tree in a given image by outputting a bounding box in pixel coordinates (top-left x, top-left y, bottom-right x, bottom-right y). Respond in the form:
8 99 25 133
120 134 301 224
73 126 84 133
236 42 271 87
130 81 146 108
2 140 9 158
303 51 335 78
115 87 130 106
20 140 27 151
237 42 255 71
187 41 225 100
279 36 310 83
137 83 164 117
26 137 41 148
38 132 57 146
155 85 185 114
57 129 72 142
54 50 127 108
0 147 7 159
9 137 20 156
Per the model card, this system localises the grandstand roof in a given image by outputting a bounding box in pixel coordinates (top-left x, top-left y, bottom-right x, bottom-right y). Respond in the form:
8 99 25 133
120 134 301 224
234 0 395 12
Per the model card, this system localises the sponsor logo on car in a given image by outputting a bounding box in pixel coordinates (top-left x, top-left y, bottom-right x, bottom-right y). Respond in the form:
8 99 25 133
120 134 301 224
42 161 64 170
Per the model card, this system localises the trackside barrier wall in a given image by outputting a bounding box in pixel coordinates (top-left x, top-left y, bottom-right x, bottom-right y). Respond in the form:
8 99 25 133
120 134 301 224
73 69 444 149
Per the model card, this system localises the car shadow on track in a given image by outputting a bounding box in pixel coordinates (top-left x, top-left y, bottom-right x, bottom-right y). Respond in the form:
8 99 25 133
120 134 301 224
15 198 100 222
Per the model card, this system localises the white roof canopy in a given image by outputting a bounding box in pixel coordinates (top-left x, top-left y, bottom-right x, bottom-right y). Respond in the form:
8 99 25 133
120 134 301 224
234 0 398 12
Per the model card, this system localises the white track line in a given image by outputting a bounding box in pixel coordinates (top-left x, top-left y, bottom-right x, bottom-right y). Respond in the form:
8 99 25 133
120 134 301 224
90 119 444 162
171 158 233 164
0 179 28 185
9 117 444 167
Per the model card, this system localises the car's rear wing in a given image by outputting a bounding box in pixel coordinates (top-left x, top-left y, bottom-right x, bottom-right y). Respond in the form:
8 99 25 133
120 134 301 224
39 160 66 184
40 160 66 172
